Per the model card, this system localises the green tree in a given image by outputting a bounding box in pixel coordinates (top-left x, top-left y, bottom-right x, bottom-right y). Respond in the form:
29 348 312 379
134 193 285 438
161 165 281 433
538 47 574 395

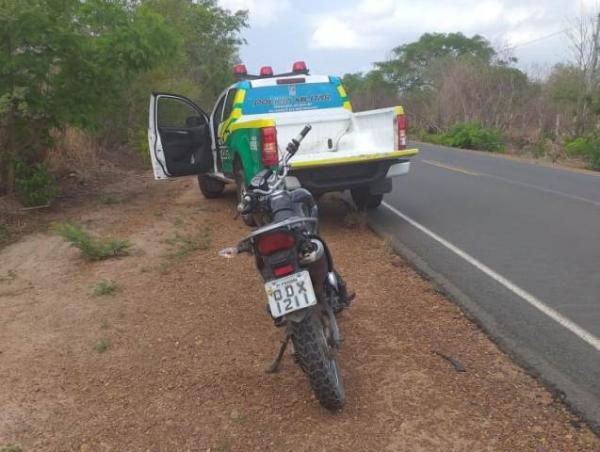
107 0 247 151
342 70 398 111
0 0 178 195
375 32 497 92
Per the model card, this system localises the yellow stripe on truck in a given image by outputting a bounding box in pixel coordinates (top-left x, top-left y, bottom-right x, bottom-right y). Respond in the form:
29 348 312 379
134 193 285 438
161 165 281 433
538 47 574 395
289 149 419 169
233 89 246 104
228 119 275 133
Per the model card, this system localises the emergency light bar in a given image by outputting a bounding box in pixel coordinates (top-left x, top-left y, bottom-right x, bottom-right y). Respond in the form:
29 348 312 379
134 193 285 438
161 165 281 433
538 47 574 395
233 61 310 81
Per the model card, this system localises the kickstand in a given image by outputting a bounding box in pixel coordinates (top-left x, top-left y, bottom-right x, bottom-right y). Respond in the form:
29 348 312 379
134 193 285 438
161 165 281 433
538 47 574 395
265 330 291 374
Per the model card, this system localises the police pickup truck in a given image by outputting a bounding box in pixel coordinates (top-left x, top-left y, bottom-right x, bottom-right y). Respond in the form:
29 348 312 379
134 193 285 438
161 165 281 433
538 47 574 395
148 61 418 215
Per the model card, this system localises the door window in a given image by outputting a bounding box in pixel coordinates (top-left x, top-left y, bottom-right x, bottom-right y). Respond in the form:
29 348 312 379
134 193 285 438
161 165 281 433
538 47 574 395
158 97 201 128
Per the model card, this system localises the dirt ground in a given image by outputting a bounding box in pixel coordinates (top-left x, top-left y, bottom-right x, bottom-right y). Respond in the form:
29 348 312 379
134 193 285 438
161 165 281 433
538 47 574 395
1 172 599 452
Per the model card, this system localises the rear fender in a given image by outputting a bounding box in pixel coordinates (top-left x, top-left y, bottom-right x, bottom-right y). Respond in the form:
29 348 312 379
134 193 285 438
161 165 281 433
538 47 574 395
226 127 266 180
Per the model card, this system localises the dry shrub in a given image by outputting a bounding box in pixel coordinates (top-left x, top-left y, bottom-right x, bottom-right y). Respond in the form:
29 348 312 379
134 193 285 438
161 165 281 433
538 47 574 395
46 128 106 181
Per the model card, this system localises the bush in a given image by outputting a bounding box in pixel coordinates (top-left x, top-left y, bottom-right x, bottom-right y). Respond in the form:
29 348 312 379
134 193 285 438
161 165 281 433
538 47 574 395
92 280 120 296
413 129 446 145
565 137 600 170
53 222 131 261
441 122 505 152
13 160 60 207
414 123 505 152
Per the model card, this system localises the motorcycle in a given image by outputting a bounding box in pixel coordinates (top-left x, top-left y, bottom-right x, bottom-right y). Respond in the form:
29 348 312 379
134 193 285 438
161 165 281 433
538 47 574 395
219 124 353 410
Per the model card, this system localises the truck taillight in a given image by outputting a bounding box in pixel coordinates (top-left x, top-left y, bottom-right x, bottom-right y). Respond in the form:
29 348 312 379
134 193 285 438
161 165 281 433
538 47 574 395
396 114 407 150
261 126 278 166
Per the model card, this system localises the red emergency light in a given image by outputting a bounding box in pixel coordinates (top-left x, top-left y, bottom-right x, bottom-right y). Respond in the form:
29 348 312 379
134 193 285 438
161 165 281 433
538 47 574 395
292 61 308 73
233 64 247 77
260 66 274 77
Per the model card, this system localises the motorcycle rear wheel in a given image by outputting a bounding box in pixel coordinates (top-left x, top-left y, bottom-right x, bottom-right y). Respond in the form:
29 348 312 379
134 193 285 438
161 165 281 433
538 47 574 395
291 309 345 410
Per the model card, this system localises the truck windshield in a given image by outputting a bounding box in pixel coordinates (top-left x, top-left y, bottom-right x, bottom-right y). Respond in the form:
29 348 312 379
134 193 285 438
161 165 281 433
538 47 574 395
243 83 343 114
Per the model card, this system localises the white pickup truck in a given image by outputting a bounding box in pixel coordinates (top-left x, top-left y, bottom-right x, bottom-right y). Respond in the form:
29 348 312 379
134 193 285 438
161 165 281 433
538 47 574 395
148 61 418 210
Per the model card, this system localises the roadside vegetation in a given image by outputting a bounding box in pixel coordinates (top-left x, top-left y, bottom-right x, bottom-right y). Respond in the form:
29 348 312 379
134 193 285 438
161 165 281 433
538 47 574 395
0 445 23 452
92 280 120 296
0 0 247 207
163 228 212 260
53 222 131 261
94 337 112 353
416 123 505 153
343 18 600 171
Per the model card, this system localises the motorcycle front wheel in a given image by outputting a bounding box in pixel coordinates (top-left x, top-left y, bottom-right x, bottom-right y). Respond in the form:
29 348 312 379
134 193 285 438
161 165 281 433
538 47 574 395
291 309 345 410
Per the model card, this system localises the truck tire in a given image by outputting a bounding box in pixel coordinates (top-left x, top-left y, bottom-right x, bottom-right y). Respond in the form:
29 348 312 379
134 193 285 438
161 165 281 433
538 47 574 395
198 174 225 199
291 310 345 411
350 187 383 210
234 161 256 227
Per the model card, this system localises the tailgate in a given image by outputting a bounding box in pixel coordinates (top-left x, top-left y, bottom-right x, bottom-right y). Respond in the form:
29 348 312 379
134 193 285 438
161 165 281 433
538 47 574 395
284 106 418 169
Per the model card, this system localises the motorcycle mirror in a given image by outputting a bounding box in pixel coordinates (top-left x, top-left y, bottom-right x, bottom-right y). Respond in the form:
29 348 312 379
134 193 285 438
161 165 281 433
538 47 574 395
218 247 239 259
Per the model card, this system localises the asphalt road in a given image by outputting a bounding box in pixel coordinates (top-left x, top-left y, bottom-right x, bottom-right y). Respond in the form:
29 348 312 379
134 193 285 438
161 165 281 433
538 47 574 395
370 142 600 431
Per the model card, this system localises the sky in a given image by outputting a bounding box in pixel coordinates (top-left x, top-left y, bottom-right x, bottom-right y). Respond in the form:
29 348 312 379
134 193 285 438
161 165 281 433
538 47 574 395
217 0 600 77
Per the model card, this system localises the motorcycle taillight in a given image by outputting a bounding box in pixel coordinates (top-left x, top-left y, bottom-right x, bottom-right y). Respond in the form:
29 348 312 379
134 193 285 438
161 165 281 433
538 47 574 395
256 231 295 255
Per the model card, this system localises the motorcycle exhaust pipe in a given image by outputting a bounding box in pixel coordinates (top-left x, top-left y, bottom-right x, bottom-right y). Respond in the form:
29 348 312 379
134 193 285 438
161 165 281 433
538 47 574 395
299 239 328 296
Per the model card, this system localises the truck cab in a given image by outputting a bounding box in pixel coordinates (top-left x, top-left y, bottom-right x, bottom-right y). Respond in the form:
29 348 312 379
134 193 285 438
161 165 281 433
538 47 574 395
148 61 418 211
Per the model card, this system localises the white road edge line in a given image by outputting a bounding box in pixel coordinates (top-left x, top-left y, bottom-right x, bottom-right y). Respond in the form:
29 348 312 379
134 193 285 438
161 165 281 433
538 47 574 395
382 201 600 352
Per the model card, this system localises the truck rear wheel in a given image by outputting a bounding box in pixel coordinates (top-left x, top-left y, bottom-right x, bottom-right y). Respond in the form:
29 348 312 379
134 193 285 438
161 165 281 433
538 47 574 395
351 187 383 210
234 161 256 227
198 174 225 199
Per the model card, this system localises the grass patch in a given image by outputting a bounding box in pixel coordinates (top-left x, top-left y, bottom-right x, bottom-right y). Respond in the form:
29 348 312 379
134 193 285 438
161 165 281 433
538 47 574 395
0 269 17 282
163 228 211 260
212 440 232 452
53 222 131 261
92 280 120 296
94 337 111 353
0 223 16 248
1 445 23 452
100 195 121 205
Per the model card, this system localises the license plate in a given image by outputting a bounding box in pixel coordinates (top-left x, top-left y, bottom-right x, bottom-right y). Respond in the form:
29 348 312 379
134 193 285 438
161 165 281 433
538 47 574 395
265 270 317 318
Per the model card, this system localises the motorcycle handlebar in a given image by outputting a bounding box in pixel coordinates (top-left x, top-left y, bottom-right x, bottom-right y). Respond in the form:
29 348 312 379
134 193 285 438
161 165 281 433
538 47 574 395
296 124 312 143
287 124 311 157
240 125 312 207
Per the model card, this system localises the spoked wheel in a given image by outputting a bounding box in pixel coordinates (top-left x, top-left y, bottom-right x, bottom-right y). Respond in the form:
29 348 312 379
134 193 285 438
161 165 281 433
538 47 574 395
234 160 256 227
291 309 345 410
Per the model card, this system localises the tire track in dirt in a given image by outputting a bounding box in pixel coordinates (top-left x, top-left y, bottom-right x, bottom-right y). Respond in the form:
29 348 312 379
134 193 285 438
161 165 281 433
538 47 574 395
1 176 598 451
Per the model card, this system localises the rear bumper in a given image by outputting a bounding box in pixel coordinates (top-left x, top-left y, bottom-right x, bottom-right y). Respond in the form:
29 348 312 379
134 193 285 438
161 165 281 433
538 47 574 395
288 148 418 169
290 158 410 194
